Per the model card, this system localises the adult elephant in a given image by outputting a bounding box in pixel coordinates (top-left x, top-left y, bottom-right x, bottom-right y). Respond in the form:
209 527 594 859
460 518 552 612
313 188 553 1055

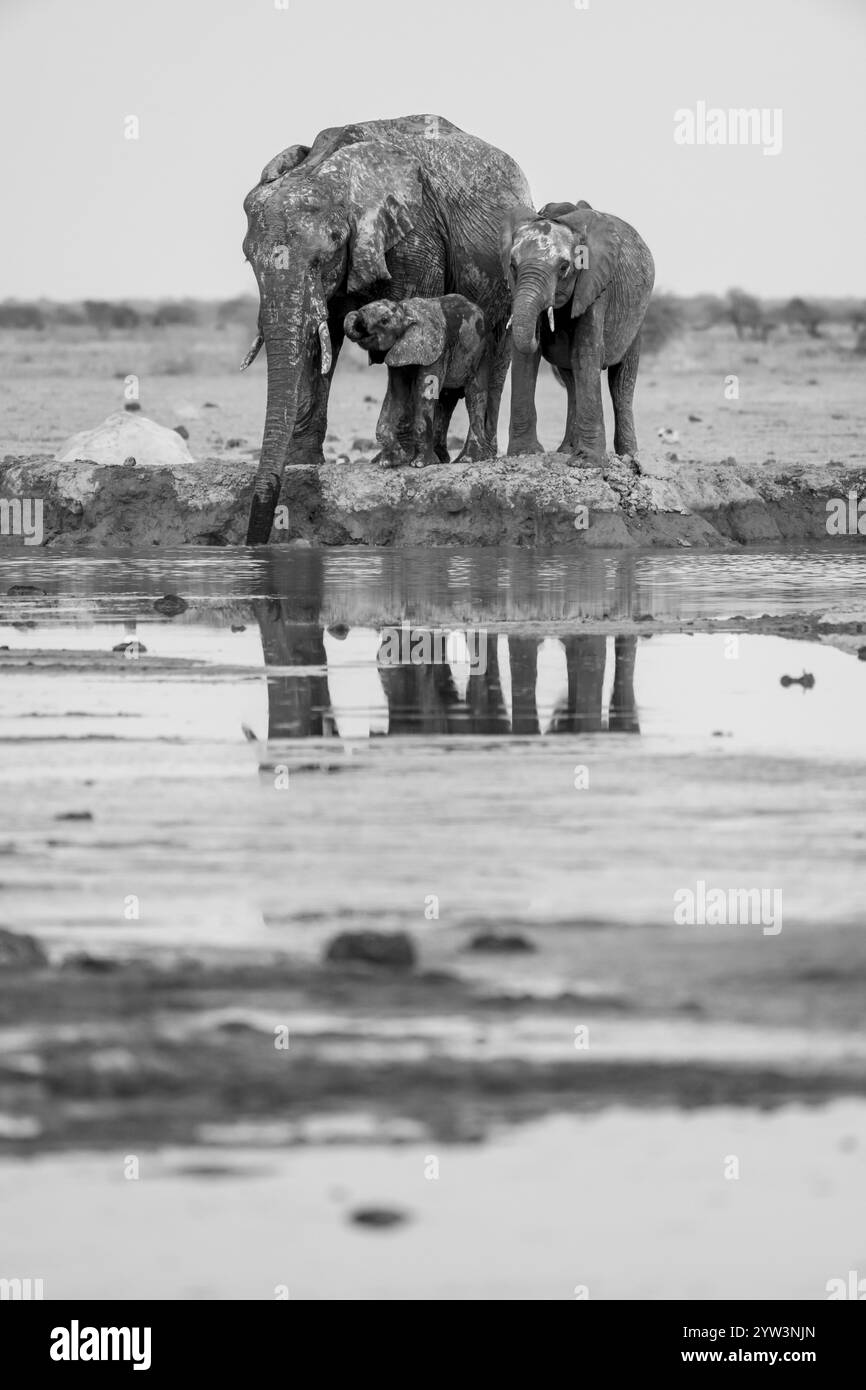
242 115 532 543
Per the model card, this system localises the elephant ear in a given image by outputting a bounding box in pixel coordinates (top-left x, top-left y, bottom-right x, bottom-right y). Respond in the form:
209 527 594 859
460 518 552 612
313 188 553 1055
537 200 577 219
319 144 424 296
563 210 622 318
537 199 592 219
500 205 537 281
385 302 447 367
259 144 312 185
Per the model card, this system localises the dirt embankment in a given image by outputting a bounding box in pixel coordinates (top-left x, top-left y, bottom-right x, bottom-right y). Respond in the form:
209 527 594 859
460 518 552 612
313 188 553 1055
2 451 866 548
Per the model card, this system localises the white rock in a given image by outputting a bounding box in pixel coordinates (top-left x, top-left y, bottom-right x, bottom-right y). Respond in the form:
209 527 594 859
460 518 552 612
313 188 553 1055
55 412 195 467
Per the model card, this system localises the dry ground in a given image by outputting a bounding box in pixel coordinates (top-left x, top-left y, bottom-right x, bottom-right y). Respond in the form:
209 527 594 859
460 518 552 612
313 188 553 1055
1 321 863 471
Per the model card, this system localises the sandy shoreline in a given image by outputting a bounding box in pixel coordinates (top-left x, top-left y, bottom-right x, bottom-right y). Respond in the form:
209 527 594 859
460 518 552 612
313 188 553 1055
3 1104 864 1299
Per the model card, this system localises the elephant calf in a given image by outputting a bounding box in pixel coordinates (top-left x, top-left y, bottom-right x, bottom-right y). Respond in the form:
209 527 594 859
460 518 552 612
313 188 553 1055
344 295 491 469
502 201 655 465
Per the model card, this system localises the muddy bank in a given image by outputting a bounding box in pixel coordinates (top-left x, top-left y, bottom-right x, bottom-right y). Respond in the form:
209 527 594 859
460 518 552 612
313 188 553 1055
3 450 866 548
4 943 866 1156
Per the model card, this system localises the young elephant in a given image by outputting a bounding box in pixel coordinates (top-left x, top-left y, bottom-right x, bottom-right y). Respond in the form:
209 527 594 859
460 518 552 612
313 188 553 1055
501 200 655 464
343 295 491 469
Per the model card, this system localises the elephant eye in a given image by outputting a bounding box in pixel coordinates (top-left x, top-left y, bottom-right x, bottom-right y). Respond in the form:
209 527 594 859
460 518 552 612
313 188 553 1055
558 259 571 277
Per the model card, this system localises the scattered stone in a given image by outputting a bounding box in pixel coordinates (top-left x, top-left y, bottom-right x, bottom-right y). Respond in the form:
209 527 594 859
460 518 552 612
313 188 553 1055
363 395 376 404
351 437 376 451
231 624 246 633
113 639 147 655
225 438 245 449
6 584 45 597
123 456 137 466
0 926 48 969
123 401 141 413
54 810 93 821
335 453 351 465
688 414 702 423
60 953 118 973
465 931 536 954
203 401 219 408
173 424 190 440
780 671 815 689
325 930 416 970
153 593 188 617
349 1207 410 1230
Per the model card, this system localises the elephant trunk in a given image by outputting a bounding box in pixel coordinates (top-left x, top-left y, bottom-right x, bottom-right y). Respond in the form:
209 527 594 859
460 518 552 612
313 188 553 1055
245 292 306 545
246 267 328 545
512 266 556 354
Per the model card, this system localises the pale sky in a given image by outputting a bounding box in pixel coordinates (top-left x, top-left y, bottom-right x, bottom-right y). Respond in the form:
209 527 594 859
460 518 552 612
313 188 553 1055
2 0 864 299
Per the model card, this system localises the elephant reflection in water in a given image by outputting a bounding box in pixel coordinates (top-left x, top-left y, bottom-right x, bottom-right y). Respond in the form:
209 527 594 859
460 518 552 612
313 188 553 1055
253 588 639 742
379 632 511 737
509 635 639 736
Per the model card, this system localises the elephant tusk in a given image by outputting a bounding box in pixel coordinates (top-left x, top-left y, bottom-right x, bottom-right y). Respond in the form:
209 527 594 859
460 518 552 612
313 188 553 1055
547 307 555 331
239 331 264 372
318 320 332 375
505 314 513 331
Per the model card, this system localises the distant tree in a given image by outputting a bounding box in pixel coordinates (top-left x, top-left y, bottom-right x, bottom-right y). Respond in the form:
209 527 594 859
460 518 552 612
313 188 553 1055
781 297 822 337
686 294 728 330
53 302 87 326
726 288 771 341
216 295 258 329
152 300 199 327
0 301 45 329
83 300 140 330
641 294 685 353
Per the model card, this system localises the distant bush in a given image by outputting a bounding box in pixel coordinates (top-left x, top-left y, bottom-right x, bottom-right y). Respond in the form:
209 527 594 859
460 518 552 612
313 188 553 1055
781 297 822 337
151 300 199 327
216 295 258 329
83 300 141 331
642 294 685 353
726 288 771 341
0 301 45 329
686 294 728 330
53 302 88 326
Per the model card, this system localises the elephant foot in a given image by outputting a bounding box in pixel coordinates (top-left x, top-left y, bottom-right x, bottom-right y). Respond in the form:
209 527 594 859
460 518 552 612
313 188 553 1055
567 449 606 469
434 443 450 464
289 444 327 469
508 436 544 457
373 447 410 470
410 449 441 470
455 438 496 464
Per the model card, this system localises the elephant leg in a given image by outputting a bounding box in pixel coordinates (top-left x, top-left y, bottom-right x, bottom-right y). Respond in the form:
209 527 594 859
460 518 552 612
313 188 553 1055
555 368 576 452
434 388 461 462
373 367 414 468
609 635 640 733
456 356 495 463
289 315 344 467
484 329 511 452
508 636 540 735
409 368 442 469
568 301 606 467
608 331 642 458
508 345 544 456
